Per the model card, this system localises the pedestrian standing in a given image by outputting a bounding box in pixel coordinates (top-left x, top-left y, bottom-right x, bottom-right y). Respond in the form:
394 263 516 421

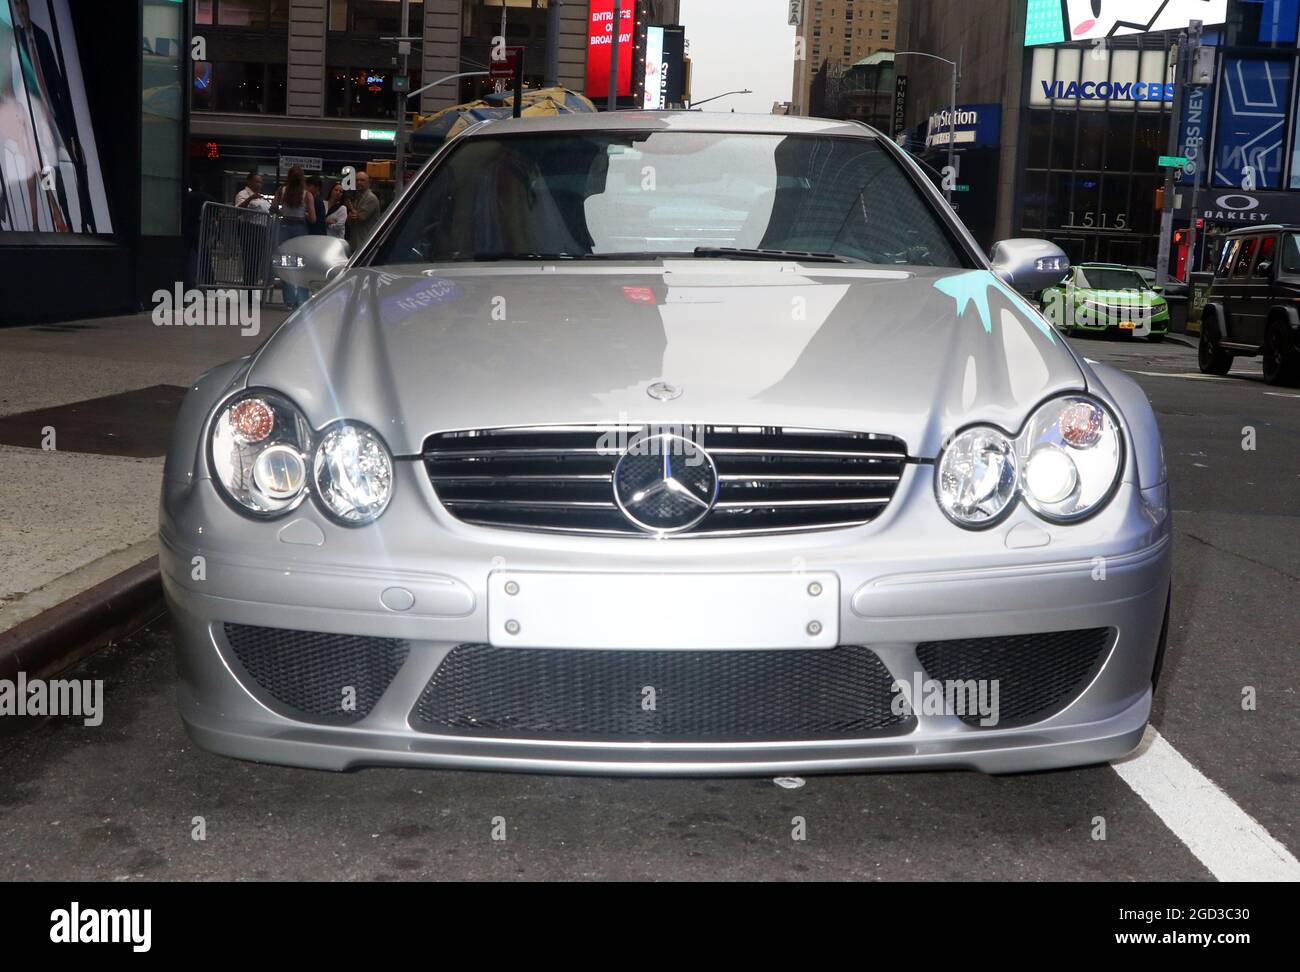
273 165 316 309
306 175 327 235
324 183 349 240
346 170 382 248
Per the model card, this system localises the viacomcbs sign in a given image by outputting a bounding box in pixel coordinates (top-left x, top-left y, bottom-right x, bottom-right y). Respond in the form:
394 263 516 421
1038 79 1175 102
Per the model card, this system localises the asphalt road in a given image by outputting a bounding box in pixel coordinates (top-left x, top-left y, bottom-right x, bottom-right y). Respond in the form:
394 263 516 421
1 334 1296 881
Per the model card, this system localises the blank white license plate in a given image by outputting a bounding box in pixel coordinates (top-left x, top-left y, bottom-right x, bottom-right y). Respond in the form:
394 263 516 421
487 572 839 650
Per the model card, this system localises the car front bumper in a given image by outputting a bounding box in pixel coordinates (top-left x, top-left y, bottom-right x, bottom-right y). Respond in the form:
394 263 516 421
161 461 1172 775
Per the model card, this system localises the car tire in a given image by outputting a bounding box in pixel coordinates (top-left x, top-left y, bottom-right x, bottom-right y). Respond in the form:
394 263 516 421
1262 321 1300 386
1198 325 1232 375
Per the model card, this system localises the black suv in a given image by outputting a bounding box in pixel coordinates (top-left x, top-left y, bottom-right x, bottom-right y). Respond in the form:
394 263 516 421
1200 224 1300 384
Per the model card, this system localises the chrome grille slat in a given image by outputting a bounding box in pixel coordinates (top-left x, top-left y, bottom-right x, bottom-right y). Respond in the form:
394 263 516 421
423 424 908 538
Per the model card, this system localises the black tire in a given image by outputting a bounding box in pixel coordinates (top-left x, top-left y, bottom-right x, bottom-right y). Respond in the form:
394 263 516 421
1262 321 1300 386
1148 333 1166 343
1198 323 1232 375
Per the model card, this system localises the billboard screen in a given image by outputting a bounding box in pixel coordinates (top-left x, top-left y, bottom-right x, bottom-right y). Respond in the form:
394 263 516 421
1 0 112 233
586 0 636 99
1025 0 1228 46
643 25 685 109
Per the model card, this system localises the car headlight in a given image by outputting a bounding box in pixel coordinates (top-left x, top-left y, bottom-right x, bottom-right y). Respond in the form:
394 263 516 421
210 391 312 516
1019 396 1123 522
937 396 1124 528
935 427 1020 527
312 422 393 525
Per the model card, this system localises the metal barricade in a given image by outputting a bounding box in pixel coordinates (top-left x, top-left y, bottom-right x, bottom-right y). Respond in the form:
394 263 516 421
195 201 282 291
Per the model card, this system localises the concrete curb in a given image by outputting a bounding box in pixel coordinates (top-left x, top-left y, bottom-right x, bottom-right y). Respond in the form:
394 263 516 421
1163 333 1197 349
0 556 163 683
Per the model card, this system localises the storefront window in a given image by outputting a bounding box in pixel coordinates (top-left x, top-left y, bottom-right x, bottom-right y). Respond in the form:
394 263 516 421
1020 39 1173 266
1214 56 1292 189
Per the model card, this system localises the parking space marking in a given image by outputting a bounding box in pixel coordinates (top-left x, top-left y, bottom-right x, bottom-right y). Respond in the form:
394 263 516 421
1112 727 1300 882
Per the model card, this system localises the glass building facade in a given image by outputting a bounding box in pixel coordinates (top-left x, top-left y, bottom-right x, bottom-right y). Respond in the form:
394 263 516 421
1016 0 1300 272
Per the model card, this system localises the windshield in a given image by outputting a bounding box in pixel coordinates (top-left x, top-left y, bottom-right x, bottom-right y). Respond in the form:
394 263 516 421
368 131 968 267
1076 267 1147 291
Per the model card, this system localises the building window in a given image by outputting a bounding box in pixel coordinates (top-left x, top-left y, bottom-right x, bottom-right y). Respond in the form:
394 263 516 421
328 0 426 36
193 62 287 113
328 66 422 118
195 0 289 28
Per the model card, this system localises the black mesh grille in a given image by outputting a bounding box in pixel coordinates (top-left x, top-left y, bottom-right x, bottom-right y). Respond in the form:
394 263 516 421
222 623 409 725
423 424 908 537
915 628 1113 729
411 644 914 741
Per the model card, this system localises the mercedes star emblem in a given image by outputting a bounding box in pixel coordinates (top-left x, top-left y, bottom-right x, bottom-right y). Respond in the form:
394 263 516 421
612 433 719 535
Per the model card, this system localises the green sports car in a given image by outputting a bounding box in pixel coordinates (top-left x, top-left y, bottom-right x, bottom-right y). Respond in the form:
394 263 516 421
1040 263 1170 342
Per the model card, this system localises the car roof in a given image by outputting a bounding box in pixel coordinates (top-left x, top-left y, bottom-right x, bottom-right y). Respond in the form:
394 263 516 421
464 110 876 140
1225 224 1300 237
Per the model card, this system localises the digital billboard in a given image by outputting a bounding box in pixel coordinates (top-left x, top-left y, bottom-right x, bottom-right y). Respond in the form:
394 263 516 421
642 25 685 110
586 0 636 99
1 0 112 234
1025 0 1228 46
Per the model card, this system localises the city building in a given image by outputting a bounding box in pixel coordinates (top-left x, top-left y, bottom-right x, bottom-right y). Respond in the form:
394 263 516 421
790 0 899 117
897 0 1300 272
189 0 680 204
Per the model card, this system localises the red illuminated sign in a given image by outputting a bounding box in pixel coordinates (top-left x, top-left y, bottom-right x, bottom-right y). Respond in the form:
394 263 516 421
586 0 635 99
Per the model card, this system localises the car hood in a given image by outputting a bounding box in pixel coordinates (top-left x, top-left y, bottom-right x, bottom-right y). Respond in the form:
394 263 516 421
247 262 1088 459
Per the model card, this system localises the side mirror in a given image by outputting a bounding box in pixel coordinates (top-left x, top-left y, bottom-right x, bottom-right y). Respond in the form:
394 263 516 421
989 238 1071 296
273 235 351 293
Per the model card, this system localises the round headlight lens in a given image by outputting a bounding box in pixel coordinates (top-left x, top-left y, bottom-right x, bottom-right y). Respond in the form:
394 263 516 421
312 423 393 525
210 391 311 515
936 427 1019 526
1019 396 1122 521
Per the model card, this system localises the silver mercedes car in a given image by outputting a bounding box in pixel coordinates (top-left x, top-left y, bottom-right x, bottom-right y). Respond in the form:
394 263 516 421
161 112 1171 775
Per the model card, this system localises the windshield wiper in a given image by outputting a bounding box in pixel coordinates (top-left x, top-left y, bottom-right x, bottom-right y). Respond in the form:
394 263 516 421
692 247 849 263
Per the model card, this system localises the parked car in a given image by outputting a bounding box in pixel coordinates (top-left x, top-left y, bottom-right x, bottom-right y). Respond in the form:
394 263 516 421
1199 224 1300 385
1134 267 1189 301
162 112 1170 775
1040 263 1170 341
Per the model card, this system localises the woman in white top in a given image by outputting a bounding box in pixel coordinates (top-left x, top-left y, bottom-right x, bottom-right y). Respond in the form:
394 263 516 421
324 182 348 239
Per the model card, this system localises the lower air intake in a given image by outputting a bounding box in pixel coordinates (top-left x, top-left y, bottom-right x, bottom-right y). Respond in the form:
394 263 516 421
915 628 1113 729
221 623 409 725
410 643 914 741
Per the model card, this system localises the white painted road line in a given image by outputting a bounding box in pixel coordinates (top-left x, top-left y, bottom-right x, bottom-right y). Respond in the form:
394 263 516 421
1128 371 1233 381
1264 391 1300 399
1112 726 1300 882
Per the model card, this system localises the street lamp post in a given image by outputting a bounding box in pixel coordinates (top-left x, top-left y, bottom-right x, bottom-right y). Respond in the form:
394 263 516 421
690 89 753 108
893 50 960 204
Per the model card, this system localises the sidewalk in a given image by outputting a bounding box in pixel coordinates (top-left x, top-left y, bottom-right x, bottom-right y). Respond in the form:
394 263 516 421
0 308 289 639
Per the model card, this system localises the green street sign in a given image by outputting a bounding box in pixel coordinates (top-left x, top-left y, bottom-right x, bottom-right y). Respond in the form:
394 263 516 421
1158 155 1189 169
